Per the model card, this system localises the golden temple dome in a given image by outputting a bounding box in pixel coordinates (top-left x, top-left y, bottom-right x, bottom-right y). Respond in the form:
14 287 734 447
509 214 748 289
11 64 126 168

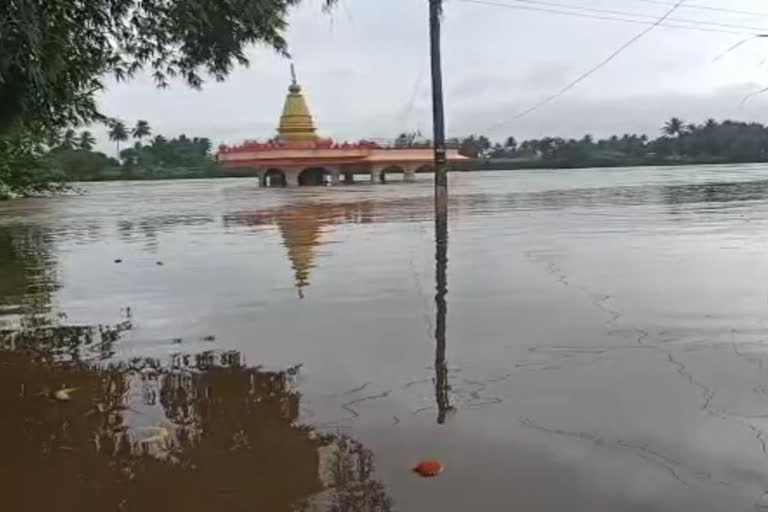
277 65 317 143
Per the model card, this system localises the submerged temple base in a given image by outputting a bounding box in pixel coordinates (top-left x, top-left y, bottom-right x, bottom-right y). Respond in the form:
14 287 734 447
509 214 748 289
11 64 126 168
256 164 426 187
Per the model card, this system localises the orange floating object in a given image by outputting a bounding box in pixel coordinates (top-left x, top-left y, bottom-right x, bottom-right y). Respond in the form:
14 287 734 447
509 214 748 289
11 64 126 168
412 460 443 477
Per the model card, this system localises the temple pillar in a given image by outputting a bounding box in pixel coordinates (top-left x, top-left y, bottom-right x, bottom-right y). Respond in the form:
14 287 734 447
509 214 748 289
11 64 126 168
344 172 354 184
330 169 341 185
370 165 384 184
285 169 300 186
257 168 267 187
404 166 416 183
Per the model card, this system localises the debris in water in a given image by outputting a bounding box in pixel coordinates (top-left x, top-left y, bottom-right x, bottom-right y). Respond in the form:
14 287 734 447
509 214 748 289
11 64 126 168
135 426 173 448
412 460 443 477
114 259 122 263
156 261 164 266
53 387 78 401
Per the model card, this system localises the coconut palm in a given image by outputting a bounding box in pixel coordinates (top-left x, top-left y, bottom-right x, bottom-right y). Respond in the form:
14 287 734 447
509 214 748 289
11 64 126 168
132 120 151 143
663 117 685 137
60 129 77 149
78 131 96 151
108 120 129 156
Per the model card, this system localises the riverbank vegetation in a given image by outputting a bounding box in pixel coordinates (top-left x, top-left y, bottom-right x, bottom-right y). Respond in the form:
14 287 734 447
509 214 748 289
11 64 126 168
6 114 768 199
48 121 217 182
455 118 768 170
0 120 217 196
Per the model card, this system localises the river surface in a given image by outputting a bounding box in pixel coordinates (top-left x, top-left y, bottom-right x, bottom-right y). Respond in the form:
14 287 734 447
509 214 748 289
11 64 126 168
3 166 768 510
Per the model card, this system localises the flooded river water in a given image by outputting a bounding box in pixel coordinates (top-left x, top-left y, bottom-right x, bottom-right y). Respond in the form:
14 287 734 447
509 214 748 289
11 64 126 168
4 166 768 510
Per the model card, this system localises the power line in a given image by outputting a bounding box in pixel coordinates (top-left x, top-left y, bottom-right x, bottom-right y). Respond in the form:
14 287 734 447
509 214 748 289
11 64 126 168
531 0 768 18
500 0 768 33
457 0 740 35
479 0 690 133
399 56 429 127
626 0 768 18
713 34 768 61
458 0 767 34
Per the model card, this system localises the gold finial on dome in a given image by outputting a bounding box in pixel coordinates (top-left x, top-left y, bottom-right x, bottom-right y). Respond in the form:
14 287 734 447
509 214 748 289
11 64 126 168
278 64 317 143
289 63 300 92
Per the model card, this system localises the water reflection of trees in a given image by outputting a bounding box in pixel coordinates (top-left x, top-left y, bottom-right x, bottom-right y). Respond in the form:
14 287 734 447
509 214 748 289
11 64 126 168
116 214 215 251
0 224 57 318
0 319 392 512
661 180 768 207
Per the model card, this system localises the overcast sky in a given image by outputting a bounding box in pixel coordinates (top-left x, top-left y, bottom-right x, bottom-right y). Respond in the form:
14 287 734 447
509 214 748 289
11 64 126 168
94 0 768 154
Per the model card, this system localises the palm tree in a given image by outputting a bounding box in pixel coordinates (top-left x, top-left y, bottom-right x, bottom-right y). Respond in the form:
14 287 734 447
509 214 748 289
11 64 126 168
78 131 96 151
663 117 685 137
132 120 151 144
60 129 77 149
108 120 129 156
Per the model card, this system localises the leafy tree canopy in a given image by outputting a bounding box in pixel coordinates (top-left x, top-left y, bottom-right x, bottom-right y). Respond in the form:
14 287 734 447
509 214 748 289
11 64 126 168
0 0 336 135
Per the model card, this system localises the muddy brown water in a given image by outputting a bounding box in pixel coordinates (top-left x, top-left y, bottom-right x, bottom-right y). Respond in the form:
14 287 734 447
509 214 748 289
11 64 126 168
3 167 768 510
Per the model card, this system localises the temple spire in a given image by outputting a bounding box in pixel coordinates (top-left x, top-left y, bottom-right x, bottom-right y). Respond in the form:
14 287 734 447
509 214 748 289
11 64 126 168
278 64 317 143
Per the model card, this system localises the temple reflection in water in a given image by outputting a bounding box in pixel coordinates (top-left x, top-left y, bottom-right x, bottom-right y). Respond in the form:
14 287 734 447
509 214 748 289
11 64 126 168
222 195 447 297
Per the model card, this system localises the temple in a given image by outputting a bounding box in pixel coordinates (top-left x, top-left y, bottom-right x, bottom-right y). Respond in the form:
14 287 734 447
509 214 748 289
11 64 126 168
217 66 467 186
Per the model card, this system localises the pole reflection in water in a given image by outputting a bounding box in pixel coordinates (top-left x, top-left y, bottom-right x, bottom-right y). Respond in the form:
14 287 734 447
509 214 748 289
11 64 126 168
434 186 451 424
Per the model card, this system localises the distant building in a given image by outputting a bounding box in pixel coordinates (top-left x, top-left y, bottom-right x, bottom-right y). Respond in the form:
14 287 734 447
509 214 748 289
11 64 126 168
217 67 467 186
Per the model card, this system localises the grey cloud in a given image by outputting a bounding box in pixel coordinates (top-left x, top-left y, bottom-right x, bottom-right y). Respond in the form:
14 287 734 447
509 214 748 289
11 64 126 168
92 0 768 155
451 83 768 140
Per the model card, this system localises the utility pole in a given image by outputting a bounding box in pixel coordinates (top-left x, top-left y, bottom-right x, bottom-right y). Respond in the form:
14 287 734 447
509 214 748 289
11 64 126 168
429 0 448 193
429 0 450 424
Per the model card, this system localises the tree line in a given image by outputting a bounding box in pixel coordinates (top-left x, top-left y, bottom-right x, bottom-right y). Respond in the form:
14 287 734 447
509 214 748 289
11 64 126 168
7 114 768 199
447 117 768 168
47 120 217 182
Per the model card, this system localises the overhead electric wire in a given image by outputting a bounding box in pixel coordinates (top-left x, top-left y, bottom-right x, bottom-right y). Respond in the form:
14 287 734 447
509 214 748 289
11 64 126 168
502 0 768 32
477 0 690 132
626 0 768 18
458 0 766 35
463 0 768 33
399 56 428 127
713 34 768 61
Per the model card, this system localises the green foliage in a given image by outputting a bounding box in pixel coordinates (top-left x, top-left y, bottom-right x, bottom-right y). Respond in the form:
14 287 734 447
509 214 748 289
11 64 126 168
119 134 215 177
132 120 151 141
0 181 15 200
464 118 768 169
60 129 78 150
78 131 96 151
49 149 121 181
0 129 66 198
108 121 129 155
663 117 685 137
1 0 337 196
0 0 337 135
457 135 492 158
44 131 216 182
